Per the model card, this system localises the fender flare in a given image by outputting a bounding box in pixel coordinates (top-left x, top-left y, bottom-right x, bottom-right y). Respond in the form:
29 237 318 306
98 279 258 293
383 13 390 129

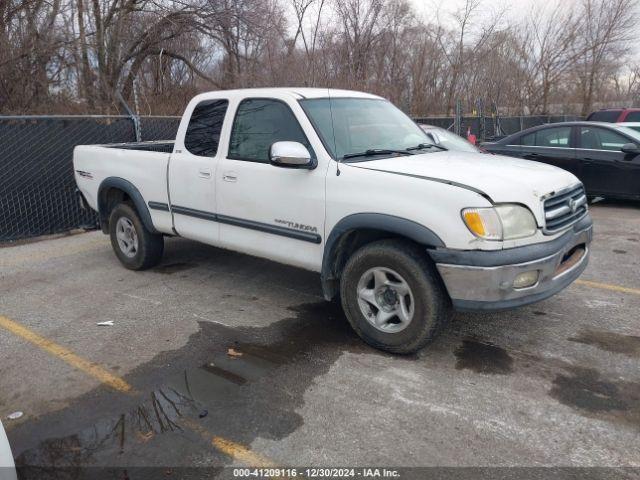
320 213 445 299
97 177 158 234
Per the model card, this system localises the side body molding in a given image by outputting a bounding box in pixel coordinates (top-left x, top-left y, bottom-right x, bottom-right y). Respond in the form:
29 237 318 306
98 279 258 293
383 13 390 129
320 213 445 300
97 177 158 234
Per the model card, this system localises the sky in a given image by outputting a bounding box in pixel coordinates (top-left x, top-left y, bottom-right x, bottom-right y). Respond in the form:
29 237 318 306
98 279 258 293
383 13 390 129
409 0 639 60
410 0 543 22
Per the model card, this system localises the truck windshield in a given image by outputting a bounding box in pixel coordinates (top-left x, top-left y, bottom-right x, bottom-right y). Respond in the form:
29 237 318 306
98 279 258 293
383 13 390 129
299 98 431 161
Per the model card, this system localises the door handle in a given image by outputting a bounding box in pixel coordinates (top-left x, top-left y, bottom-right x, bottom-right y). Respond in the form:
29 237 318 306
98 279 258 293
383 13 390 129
198 169 212 179
524 152 540 159
223 171 238 182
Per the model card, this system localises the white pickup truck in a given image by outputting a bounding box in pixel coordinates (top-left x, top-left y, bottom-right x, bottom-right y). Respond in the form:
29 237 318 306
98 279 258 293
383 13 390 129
74 88 592 353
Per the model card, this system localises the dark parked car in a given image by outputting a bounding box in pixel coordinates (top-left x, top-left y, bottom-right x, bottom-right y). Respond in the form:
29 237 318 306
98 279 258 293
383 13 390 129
482 122 640 200
586 108 640 123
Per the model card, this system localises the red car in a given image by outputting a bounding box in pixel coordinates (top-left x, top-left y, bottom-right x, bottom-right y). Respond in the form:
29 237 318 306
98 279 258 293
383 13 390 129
586 108 640 122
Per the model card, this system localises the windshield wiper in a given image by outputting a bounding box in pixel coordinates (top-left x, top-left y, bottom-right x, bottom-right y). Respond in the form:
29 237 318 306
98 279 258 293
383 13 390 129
406 142 448 152
342 149 414 160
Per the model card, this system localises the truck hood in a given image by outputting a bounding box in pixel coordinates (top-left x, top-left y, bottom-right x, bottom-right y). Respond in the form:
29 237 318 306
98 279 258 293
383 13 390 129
348 151 579 222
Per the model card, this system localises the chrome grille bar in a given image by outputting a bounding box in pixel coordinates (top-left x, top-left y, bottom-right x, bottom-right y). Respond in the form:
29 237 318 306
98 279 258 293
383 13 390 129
543 184 588 234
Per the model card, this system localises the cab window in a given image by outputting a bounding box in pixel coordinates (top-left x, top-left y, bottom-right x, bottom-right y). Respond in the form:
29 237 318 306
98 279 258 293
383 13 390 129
184 99 228 157
228 99 312 163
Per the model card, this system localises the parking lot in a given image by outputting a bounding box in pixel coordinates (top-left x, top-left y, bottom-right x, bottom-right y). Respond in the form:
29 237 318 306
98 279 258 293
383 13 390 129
1 200 639 476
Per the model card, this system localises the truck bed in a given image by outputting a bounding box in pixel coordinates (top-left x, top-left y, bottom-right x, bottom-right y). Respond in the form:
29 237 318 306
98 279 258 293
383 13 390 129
73 142 174 234
105 140 174 154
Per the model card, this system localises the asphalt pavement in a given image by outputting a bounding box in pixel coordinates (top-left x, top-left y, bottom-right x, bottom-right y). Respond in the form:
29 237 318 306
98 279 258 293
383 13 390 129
0 200 639 478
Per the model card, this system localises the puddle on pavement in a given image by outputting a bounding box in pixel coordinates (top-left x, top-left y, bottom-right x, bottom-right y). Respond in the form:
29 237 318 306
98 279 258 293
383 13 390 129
15 353 280 470
16 385 196 469
452 336 640 430
454 339 514 375
154 262 196 274
568 329 640 358
11 301 364 471
549 366 640 429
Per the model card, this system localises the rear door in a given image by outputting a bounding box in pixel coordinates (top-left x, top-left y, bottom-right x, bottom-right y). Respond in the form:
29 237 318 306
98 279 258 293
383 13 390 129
167 98 229 244
577 125 640 198
518 125 580 177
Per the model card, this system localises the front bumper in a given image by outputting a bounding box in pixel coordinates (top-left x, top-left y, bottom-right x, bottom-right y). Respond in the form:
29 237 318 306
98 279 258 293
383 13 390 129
429 214 593 311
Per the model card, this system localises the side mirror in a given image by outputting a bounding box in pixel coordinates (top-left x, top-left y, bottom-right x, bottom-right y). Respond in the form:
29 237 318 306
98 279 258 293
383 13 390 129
269 141 315 169
621 143 640 155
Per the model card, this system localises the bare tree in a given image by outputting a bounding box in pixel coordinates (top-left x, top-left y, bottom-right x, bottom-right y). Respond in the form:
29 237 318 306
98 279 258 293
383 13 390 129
573 0 639 115
334 0 387 88
517 2 582 114
1 0 639 116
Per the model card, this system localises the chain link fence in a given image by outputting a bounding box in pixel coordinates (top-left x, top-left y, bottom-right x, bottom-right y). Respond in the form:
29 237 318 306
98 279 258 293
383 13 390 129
414 115 583 141
0 115 180 243
1 113 582 243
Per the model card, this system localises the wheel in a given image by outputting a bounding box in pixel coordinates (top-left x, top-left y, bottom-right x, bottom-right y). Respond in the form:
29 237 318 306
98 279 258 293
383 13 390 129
109 203 164 270
340 239 450 354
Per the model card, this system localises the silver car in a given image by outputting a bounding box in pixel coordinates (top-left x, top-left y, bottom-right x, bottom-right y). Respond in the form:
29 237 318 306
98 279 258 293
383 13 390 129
419 124 481 153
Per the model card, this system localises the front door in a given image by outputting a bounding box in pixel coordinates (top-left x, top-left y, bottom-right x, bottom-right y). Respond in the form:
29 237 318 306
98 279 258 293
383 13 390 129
216 97 327 272
577 125 640 198
167 99 229 244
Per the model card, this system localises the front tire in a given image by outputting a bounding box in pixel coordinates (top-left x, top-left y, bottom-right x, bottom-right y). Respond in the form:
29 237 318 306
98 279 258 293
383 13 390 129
340 239 450 354
109 203 164 270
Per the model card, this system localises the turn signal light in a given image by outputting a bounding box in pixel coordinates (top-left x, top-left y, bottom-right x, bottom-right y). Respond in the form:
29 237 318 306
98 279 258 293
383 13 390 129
463 211 485 237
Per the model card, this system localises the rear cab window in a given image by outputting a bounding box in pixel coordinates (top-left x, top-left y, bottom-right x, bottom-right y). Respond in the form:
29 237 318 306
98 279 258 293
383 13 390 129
184 99 229 157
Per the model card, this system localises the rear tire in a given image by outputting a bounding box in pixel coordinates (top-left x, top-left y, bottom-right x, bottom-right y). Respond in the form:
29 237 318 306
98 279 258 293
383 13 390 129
109 203 164 270
340 239 450 354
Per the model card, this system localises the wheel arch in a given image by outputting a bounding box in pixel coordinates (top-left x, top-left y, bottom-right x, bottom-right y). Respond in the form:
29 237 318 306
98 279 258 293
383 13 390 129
97 177 158 234
321 213 445 300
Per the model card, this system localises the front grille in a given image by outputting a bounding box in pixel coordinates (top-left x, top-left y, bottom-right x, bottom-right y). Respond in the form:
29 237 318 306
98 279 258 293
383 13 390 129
543 184 588 233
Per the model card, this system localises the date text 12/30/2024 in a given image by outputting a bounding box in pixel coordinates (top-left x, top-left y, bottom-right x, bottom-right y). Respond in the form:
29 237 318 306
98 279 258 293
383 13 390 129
233 468 401 478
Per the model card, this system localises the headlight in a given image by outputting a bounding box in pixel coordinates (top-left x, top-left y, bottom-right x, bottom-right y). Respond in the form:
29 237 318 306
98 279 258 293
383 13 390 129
495 204 537 239
462 204 537 240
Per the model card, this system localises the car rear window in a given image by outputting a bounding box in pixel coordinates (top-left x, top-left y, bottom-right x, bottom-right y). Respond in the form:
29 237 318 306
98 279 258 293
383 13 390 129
587 110 621 122
521 126 572 147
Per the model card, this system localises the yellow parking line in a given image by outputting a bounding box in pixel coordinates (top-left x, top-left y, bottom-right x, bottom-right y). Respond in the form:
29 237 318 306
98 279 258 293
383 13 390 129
182 417 275 467
0 314 275 466
575 279 640 296
0 315 132 393
211 436 276 467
